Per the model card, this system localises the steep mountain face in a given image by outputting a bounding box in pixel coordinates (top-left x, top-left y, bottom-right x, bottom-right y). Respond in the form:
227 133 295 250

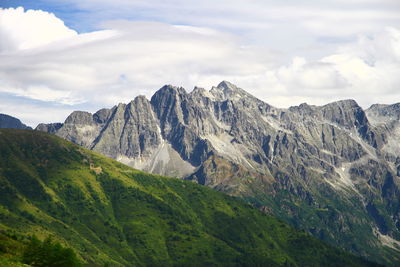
37 81 400 265
0 114 31 130
0 129 376 266
37 94 194 178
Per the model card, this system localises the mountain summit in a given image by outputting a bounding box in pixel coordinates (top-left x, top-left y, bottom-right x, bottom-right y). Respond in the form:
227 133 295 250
37 82 400 265
209 81 255 101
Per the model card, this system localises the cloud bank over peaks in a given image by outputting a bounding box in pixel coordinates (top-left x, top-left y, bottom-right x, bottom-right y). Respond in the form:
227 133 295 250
261 27 400 107
0 7 399 126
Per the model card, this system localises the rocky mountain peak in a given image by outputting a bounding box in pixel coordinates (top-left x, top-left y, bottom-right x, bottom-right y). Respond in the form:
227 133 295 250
65 111 95 125
320 99 367 129
133 95 149 103
367 102 400 120
190 86 210 98
368 103 389 111
209 81 254 101
329 99 359 107
35 122 63 134
217 80 237 90
93 108 113 124
289 103 316 116
128 95 152 114
153 84 187 98
116 103 127 110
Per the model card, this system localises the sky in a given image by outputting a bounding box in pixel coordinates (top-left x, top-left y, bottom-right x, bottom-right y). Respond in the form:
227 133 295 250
0 0 400 126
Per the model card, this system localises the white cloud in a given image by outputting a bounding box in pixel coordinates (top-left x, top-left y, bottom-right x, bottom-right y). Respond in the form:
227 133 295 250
0 10 275 126
53 0 400 45
0 7 399 126
260 27 400 106
4 85 83 104
275 57 349 90
0 7 77 52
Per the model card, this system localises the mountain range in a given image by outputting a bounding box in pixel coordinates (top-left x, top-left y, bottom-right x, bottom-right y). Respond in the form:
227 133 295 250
0 129 377 266
33 81 400 265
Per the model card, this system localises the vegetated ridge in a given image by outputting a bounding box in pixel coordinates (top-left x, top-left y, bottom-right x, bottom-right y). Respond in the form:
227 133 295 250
0 129 377 266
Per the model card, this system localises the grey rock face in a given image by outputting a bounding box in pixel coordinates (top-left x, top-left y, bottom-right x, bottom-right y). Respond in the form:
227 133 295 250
0 114 31 129
36 123 63 134
37 82 400 265
37 94 194 177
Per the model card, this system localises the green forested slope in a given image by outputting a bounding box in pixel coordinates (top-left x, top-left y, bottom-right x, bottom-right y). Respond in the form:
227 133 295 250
0 129 377 266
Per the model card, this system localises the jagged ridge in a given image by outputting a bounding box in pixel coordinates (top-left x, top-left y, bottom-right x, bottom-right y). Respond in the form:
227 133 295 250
36 81 400 265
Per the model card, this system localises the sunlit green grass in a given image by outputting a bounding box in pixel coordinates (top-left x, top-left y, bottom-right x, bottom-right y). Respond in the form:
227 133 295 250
0 129 378 266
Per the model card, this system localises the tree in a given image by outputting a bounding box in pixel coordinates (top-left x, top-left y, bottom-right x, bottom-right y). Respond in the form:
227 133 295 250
23 235 81 267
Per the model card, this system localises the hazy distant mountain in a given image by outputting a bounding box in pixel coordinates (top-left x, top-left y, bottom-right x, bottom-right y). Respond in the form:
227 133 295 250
0 113 31 129
37 81 400 265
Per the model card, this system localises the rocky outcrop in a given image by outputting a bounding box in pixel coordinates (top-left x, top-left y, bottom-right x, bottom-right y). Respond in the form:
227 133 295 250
36 122 63 134
36 81 400 265
0 114 31 129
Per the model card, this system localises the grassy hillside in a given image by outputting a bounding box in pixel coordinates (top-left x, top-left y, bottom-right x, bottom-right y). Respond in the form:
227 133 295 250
0 129 378 266
0 232 81 267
